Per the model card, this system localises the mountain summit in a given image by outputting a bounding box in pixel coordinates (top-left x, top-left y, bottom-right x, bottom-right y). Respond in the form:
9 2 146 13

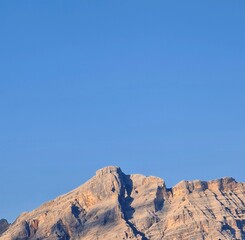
1 166 245 239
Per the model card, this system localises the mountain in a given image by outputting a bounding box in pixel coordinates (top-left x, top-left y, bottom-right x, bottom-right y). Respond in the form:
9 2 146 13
1 166 245 240
0 220 9 236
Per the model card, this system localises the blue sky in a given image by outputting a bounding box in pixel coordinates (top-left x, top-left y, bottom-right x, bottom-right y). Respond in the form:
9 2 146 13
0 1 244 222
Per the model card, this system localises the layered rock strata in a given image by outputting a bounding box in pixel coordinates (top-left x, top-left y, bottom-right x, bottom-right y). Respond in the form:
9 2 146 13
1 166 245 240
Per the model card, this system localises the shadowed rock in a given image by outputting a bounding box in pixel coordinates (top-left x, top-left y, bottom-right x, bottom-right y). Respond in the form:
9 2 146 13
0 219 9 235
1 167 245 240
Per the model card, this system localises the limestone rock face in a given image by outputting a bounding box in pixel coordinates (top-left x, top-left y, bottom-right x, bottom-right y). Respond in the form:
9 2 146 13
1 166 245 240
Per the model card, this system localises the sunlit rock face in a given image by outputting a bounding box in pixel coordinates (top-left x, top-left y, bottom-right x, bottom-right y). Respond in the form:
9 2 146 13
1 166 245 240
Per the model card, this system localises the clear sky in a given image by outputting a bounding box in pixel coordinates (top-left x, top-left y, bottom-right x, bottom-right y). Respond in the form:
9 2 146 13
0 1 244 222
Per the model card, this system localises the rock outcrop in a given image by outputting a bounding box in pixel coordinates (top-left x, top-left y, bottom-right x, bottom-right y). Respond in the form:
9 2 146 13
1 166 245 240
0 219 9 235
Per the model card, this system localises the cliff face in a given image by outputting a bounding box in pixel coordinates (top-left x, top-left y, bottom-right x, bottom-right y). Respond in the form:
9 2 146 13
1 166 245 240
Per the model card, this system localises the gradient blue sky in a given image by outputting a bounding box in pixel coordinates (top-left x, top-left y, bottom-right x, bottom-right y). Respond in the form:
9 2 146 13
0 1 244 222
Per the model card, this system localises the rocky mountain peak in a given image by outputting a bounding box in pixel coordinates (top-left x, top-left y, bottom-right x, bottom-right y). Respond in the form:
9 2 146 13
1 167 245 240
0 220 9 235
95 166 122 176
172 177 239 196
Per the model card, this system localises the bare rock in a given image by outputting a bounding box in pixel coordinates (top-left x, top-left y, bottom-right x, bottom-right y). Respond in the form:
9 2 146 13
1 167 245 240
0 219 9 235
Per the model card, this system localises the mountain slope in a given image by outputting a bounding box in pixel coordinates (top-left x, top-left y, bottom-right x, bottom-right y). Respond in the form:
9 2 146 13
1 166 245 240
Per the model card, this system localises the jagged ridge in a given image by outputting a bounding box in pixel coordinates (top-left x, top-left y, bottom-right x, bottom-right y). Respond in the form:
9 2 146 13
1 166 245 240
